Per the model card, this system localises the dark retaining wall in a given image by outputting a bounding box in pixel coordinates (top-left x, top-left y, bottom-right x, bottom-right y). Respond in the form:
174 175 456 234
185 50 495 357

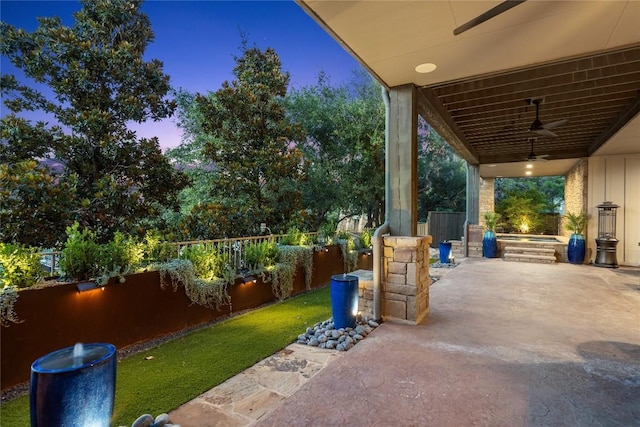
2 245 372 390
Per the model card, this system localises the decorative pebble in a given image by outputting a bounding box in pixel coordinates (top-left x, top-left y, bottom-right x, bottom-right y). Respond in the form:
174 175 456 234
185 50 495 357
153 413 170 426
294 316 379 352
131 414 180 427
131 414 154 427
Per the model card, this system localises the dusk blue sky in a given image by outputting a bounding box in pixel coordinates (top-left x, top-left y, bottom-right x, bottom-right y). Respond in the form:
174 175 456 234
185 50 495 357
0 1 362 150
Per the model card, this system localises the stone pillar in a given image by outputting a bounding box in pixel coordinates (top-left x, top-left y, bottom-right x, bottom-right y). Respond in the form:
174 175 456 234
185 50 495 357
563 159 588 237
466 163 480 225
466 224 484 257
479 177 495 227
381 235 432 324
388 85 418 237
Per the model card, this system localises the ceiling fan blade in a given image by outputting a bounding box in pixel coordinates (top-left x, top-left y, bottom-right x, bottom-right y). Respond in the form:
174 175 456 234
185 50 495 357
454 0 527 36
542 119 569 130
531 128 558 137
527 153 549 162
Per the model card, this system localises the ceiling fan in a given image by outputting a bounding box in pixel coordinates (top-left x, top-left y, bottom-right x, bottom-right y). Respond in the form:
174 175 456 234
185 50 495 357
527 98 569 137
526 138 549 162
454 0 527 36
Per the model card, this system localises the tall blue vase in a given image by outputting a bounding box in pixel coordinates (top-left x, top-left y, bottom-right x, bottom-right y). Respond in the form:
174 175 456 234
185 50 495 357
567 233 586 264
30 343 117 427
483 230 497 258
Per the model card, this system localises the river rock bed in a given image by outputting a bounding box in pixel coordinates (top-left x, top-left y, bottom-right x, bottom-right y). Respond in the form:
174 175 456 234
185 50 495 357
295 316 379 351
430 261 460 269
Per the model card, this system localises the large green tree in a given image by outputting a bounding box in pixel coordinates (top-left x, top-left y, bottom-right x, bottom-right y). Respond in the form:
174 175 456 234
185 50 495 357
163 90 215 230
417 121 466 220
495 176 564 209
1 0 187 243
175 43 305 239
286 71 385 229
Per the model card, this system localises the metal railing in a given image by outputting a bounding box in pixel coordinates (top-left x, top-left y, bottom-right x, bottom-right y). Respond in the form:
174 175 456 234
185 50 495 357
40 251 62 276
40 232 320 277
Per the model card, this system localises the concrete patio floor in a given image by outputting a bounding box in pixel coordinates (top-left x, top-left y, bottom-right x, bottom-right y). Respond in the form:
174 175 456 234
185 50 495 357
170 258 640 426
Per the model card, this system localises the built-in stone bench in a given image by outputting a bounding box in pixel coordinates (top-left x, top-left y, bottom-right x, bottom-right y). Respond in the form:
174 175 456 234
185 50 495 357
503 246 557 264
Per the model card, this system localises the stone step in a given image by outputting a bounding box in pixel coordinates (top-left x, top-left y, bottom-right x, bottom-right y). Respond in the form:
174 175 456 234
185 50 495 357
504 246 555 254
503 253 557 264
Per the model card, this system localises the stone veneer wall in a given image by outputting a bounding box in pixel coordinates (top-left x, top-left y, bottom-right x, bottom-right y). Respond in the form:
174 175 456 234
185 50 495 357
479 177 495 227
450 240 463 259
563 159 588 237
466 224 484 257
382 235 432 324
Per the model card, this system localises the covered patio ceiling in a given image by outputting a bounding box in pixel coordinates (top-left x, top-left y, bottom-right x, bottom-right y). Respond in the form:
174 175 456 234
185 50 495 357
297 0 640 178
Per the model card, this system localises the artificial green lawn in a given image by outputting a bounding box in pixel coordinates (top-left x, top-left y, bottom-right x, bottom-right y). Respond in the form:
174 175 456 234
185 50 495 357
1 286 331 426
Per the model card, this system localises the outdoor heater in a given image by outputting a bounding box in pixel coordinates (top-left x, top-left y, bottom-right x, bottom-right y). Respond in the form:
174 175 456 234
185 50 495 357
594 201 619 268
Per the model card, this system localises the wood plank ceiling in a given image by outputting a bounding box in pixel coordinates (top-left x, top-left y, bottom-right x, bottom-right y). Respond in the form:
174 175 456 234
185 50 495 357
297 0 640 175
423 45 640 165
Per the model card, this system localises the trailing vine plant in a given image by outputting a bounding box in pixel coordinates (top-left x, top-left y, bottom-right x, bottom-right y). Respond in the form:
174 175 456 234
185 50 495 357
336 232 358 273
153 259 230 310
0 286 21 327
269 261 295 301
269 245 314 300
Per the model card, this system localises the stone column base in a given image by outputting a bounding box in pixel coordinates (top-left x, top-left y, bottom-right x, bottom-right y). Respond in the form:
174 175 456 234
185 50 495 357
381 236 432 324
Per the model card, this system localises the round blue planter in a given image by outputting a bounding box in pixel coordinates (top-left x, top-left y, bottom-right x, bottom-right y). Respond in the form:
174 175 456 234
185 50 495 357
567 233 586 264
439 242 452 263
483 231 498 258
30 343 117 427
330 274 359 329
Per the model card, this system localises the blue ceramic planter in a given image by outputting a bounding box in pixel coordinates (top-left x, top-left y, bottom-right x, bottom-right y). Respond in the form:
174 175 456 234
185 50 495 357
30 343 117 427
483 230 498 258
439 241 452 263
330 274 359 329
567 233 586 264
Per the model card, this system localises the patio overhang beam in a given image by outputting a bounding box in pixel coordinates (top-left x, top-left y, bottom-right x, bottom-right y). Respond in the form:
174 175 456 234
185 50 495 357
588 92 640 156
417 87 480 165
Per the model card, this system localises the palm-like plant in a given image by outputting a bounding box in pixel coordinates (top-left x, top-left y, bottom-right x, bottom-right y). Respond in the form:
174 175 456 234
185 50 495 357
564 212 589 235
483 212 501 232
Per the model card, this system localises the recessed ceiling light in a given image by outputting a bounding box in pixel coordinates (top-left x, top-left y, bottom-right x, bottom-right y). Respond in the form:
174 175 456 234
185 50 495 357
525 171 532 176
526 164 533 169
488 164 497 168
415 63 437 73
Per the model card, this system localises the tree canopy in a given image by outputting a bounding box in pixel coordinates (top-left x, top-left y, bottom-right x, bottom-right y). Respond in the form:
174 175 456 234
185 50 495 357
173 42 306 239
417 120 466 220
1 0 187 244
286 71 385 229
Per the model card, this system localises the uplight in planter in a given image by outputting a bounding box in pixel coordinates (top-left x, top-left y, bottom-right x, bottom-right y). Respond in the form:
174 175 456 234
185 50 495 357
243 275 257 284
76 281 100 293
